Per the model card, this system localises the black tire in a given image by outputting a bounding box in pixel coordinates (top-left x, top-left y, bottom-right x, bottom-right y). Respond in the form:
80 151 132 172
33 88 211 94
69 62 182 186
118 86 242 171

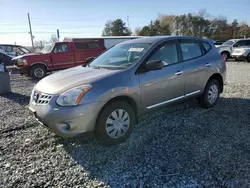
199 79 220 109
247 54 250 63
30 65 46 79
95 100 136 145
221 51 229 60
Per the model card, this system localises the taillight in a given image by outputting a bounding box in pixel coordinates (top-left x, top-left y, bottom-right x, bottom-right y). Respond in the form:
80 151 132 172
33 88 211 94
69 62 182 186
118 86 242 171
221 55 226 66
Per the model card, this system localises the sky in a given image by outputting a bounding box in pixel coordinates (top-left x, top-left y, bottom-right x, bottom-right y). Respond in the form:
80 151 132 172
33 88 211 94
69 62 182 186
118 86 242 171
1 0 250 46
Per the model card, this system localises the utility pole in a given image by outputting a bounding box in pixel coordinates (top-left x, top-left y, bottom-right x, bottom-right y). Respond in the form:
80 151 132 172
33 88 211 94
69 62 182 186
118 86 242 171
127 16 130 28
27 13 34 49
57 29 60 41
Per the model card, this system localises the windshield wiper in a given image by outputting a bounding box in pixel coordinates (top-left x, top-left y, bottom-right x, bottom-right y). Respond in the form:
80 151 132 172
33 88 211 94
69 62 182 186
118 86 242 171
91 66 106 69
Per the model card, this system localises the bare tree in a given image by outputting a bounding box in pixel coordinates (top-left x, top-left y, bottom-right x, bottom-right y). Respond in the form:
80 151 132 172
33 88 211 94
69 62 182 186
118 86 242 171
49 34 58 43
34 40 47 49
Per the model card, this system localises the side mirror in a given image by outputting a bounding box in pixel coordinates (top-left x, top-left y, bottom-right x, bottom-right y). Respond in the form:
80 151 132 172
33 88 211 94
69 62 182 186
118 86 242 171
84 57 95 67
145 60 164 71
233 43 238 47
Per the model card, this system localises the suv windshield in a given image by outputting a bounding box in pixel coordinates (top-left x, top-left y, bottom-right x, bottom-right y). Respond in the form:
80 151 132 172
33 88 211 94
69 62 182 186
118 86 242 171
221 40 234 46
41 43 54 53
89 43 151 69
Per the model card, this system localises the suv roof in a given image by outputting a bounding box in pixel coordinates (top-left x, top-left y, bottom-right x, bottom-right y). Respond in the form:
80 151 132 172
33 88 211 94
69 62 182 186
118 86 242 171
122 36 212 44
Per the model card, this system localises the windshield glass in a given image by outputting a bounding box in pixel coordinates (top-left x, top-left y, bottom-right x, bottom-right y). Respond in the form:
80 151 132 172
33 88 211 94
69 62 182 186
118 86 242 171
41 43 54 53
89 43 151 69
221 40 234 46
19 47 30 54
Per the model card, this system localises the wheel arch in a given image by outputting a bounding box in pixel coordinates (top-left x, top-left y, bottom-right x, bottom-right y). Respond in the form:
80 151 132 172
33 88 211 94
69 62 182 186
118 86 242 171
207 73 224 93
96 95 139 127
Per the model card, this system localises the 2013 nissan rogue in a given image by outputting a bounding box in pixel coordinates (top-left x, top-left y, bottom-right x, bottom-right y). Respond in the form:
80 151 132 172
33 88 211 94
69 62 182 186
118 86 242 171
29 36 226 145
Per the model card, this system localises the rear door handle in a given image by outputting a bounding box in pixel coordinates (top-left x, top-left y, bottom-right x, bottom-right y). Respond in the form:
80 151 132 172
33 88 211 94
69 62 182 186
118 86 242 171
175 71 183 75
205 63 211 67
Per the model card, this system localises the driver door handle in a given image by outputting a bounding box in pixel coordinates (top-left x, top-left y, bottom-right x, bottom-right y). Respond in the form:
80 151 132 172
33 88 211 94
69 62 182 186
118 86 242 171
175 71 183 75
205 63 211 67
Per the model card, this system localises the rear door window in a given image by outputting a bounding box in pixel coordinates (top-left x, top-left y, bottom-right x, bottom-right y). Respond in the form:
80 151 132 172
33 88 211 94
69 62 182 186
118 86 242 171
180 42 203 61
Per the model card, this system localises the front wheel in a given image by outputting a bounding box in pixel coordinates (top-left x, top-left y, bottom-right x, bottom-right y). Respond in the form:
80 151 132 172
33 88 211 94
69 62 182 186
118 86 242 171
221 52 229 60
95 101 136 145
199 80 220 108
247 54 250 63
30 65 46 79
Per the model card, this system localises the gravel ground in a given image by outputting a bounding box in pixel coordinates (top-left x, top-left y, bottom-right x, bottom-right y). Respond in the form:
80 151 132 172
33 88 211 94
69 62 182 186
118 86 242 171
1 61 250 188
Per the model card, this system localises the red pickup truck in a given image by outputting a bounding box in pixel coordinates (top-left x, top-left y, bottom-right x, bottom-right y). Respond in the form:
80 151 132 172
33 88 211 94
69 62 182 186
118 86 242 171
13 37 140 79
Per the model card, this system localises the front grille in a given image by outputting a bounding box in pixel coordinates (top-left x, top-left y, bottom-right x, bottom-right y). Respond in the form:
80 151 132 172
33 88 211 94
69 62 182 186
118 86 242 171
32 90 52 105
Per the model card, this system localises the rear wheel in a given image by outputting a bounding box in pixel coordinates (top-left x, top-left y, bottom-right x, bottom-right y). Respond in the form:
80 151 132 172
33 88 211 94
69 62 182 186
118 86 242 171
95 101 135 145
30 65 46 79
199 79 220 108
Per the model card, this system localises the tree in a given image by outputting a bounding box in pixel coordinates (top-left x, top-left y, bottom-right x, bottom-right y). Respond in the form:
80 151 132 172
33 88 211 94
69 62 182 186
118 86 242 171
49 35 58 43
158 15 176 34
34 40 47 49
137 26 151 36
231 19 239 38
102 19 131 36
136 20 171 36
134 27 142 36
238 22 250 38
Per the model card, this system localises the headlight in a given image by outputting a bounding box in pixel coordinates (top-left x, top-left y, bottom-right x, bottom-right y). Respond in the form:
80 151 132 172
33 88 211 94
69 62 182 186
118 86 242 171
17 58 28 65
56 85 92 106
240 49 247 54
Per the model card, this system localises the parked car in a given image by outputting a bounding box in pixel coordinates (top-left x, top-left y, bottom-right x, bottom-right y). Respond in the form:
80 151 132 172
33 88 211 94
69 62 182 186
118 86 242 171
216 39 250 59
29 36 226 145
231 47 250 62
214 40 226 48
0 50 13 66
12 36 141 79
0 44 31 58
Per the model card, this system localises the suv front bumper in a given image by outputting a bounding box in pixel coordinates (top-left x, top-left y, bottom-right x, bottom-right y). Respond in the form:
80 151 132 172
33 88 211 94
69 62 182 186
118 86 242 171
29 93 105 138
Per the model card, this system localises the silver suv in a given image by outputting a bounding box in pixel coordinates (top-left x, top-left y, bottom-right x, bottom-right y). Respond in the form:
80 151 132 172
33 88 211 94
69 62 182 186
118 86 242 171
217 39 250 60
29 36 226 145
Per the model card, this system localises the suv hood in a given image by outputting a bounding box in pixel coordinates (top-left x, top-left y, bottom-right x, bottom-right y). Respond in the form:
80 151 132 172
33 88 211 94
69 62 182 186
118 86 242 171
35 66 121 94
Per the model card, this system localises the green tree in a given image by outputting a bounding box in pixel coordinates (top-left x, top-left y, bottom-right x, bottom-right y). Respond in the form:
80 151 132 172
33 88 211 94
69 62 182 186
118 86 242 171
137 20 170 36
231 19 239 38
102 19 131 36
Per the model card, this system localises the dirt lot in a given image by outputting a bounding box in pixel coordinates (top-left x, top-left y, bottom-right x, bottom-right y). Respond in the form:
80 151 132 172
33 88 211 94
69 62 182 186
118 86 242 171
1 61 250 188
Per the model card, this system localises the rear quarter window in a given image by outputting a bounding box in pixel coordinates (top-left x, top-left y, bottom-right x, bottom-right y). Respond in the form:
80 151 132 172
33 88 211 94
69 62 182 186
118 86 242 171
202 42 211 53
88 42 100 49
75 42 100 50
180 42 203 61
